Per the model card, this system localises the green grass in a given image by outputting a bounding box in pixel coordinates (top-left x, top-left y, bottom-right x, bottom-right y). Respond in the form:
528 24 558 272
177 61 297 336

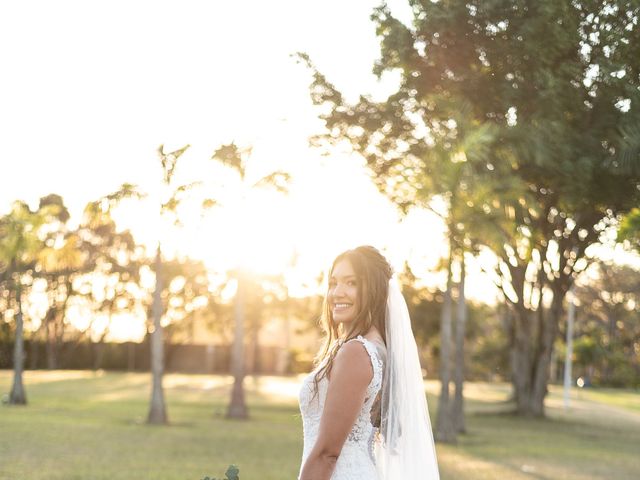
575 386 640 413
1 370 639 480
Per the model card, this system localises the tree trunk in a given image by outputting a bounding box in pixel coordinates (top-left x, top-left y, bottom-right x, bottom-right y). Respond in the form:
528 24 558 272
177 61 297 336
453 254 466 433
530 289 564 416
511 286 566 417
227 271 248 419
435 241 456 443
9 284 27 405
147 245 168 425
511 305 533 415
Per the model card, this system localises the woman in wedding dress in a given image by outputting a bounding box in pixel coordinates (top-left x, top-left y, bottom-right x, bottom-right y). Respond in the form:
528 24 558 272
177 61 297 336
298 246 440 480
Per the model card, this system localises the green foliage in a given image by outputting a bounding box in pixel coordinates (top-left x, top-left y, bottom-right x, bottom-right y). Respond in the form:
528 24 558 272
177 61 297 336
300 0 640 415
202 464 239 480
618 207 640 250
573 336 603 366
399 264 510 380
571 261 640 388
0 201 56 274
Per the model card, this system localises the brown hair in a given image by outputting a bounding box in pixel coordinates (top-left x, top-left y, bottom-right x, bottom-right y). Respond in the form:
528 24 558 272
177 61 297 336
311 245 393 399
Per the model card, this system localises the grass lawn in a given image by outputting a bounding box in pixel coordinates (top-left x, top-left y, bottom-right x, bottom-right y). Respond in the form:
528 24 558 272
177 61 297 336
1 370 638 480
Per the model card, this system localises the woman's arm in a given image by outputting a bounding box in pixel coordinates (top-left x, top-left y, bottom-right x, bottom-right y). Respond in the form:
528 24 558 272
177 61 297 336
299 341 373 480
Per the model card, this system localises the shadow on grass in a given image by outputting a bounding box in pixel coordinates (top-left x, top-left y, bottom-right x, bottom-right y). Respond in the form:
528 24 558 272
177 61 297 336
447 406 640 480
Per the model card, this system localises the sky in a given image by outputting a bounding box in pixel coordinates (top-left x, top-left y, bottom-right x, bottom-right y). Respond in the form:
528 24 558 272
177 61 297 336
3 1 636 341
0 0 450 279
0 0 410 212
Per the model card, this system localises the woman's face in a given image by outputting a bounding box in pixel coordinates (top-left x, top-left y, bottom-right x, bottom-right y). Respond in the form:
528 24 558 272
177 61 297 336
328 259 360 324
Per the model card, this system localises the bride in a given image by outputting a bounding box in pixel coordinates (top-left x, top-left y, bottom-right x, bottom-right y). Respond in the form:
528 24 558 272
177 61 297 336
298 246 440 479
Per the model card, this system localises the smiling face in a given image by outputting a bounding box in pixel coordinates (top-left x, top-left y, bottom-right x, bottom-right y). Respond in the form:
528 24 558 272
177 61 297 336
328 259 360 325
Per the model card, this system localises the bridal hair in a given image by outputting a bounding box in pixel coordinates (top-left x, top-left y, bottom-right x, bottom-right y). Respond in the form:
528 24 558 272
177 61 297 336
311 246 393 405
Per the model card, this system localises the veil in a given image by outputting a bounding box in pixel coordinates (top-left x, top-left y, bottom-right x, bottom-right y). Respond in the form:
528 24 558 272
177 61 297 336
375 277 440 479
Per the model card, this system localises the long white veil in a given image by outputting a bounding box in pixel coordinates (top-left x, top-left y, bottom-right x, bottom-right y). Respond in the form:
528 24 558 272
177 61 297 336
375 277 440 479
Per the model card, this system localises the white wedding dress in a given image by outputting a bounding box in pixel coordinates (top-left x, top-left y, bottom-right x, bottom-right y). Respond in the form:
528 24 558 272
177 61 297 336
298 336 385 480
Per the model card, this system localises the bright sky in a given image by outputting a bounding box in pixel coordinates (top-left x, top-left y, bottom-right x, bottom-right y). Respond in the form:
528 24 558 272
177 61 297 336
0 0 452 282
7 1 633 341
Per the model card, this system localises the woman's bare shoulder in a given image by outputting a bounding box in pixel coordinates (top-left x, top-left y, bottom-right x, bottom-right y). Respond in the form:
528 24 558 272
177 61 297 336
332 340 374 380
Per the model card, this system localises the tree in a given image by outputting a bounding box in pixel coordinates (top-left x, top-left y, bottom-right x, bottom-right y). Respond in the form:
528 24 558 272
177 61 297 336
434 239 456 442
0 200 58 404
572 261 640 387
453 253 467 434
300 0 640 417
227 267 248 419
399 262 510 383
37 195 83 369
149 256 211 369
146 144 195 425
209 143 290 419
428 117 496 439
76 190 142 370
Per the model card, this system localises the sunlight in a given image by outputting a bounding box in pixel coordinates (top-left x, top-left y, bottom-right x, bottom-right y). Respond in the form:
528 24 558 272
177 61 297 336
194 190 299 277
162 374 232 390
107 311 148 342
246 375 305 401
16 369 102 384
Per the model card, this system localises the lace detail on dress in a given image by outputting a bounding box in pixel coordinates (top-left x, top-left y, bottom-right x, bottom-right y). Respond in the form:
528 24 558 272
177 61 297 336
345 337 384 445
298 336 385 480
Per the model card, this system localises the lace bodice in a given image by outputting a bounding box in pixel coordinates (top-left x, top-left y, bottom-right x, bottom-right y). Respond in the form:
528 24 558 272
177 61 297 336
298 336 385 480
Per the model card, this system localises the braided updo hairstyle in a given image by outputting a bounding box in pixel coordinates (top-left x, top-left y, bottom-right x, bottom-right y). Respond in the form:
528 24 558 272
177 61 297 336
311 245 393 399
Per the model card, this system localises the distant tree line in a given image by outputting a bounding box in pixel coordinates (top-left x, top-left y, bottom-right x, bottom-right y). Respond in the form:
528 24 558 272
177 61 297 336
1 188 638 425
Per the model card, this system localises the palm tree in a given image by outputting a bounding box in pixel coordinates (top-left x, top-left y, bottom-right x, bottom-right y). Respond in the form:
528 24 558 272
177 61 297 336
210 143 290 420
0 201 55 404
453 252 467 434
412 108 497 442
147 144 194 425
